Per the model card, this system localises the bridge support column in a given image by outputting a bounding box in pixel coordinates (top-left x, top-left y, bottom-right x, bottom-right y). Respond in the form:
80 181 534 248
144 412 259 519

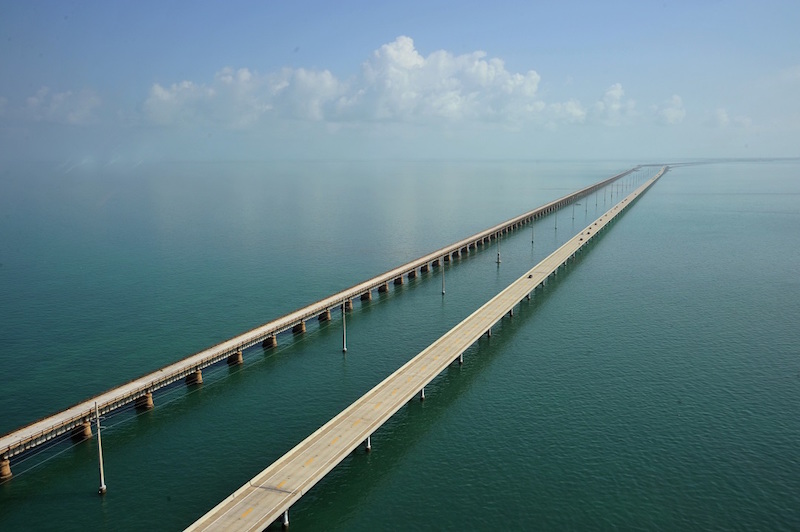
318 309 331 322
344 299 353 312
71 420 92 441
378 282 389 293
292 322 306 334
408 269 417 279
420 264 429 273
185 369 203 385
443 255 450 262
509 308 514 317
487 327 492 338
227 349 244 365
432 259 440 267
420 387 425 401
458 353 464 365
0 458 11 481
262 335 277 349
282 510 289 529
360 291 372 301
365 435 372 452
394 276 404 285
135 392 154 410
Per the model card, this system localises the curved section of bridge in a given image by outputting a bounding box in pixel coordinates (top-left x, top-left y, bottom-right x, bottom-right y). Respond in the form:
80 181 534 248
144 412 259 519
0 167 637 480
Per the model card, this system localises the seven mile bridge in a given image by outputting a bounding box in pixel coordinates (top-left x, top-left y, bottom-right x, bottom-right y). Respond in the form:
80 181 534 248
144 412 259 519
187 166 667 530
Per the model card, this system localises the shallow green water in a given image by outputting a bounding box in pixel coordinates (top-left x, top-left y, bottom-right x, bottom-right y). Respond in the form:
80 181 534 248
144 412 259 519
1 160 798 530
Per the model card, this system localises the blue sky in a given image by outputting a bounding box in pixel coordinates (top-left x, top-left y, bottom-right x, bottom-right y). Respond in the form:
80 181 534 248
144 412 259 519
1 0 798 163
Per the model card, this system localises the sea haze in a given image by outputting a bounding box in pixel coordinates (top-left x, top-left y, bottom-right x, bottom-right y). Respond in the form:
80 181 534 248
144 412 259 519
0 160 798 530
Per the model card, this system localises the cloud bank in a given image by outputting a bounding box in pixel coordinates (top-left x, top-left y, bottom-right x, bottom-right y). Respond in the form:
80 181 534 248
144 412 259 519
139 36 643 131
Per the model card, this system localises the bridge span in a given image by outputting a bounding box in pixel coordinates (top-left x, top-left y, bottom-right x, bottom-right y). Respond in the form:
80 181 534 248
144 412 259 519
0 166 637 481
187 166 667 530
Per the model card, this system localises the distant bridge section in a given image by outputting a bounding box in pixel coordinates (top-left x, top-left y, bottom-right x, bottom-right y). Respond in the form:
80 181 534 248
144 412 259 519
0 166 638 481
187 166 668 530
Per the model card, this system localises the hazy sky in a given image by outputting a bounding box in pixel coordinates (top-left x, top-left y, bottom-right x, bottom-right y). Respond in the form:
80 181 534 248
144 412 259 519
1 0 798 163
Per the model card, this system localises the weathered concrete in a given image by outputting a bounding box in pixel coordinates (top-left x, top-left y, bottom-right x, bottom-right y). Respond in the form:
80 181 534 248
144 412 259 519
227 350 244 365
262 336 277 349
394 276 404 285
318 309 331 322
408 269 417 279
420 264 429 273
360 291 372 301
185 369 203 385
0 458 11 481
70 420 92 441
378 282 390 293
292 322 306 334
135 392 154 410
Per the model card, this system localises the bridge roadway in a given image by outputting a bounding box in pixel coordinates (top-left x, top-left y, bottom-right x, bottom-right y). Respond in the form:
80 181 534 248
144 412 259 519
0 167 636 479
187 166 667 530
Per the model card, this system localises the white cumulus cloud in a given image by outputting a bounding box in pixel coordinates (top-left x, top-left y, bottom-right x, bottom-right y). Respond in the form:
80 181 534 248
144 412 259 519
704 108 751 128
24 87 101 125
655 94 686 125
140 36 545 128
591 83 636 125
352 36 542 122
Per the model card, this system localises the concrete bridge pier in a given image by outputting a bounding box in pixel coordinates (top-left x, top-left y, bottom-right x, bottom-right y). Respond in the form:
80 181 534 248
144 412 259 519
458 352 464 365
432 259 440 267
71 419 92 441
292 322 306 334
262 336 277 349
394 276 404 285
378 282 390 293
344 299 353 311
135 392 154 410
185 369 203 385
227 349 244 365
365 435 372 452
443 255 450 262
282 510 289 529
360 291 372 301
318 309 331 322
420 264 429 273
487 327 492 337
420 387 425 401
0 457 11 481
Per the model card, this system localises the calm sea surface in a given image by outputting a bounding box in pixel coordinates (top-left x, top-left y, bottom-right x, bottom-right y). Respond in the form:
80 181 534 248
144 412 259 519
1 160 798 530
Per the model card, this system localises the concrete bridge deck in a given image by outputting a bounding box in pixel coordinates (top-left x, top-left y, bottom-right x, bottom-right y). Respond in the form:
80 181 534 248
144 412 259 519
0 167 636 480
186 167 667 530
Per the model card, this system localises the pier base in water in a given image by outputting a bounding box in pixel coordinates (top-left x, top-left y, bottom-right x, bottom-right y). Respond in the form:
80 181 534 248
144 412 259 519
227 350 244 365
70 420 92 441
185 369 203 385
262 336 277 349
135 392 154 410
292 322 306 334
0 458 11 481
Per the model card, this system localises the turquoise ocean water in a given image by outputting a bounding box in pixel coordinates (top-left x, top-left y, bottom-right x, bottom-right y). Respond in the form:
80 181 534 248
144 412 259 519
0 160 798 530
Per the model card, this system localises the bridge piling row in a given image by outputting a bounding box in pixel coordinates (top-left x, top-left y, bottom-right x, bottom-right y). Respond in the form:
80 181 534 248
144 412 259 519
1 168 642 486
